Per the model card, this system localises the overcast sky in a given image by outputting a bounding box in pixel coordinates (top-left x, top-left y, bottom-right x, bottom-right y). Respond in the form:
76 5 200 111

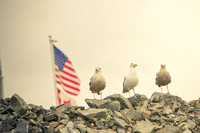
1 0 200 109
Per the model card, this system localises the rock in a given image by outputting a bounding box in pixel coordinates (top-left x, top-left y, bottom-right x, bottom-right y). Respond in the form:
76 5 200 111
104 101 120 112
105 94 133 109
179 115 188 123
149 115 160 122
60 121 69 128
112 117 129 129
85 99 111 108
148 103 164 111
163 106 173 115
59 127 68 133
150 92 182 107
66 121 79 133
132 120 155 133
14 121 29 133
76 108 108 119
183 129 192 133
49 121 59 128
41 126 55 133
155 125 180 133
187 119 196 130
128 94 148 107
43 112 58 122
125 109 143 121
75 124 87 133
117 127 126 133
23 110 37 120
150 92 163 103
9 94 28 115
95 121 104 129
113 111 123 119
0 93 200 132
56 103 70 113
0 124 13 132
0 99 8 106
0 114 9 121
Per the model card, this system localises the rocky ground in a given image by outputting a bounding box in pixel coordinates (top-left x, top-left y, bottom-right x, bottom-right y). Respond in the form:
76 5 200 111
0 92 200 133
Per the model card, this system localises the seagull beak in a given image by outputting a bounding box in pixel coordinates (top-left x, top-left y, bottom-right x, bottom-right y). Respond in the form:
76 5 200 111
135 64 138 67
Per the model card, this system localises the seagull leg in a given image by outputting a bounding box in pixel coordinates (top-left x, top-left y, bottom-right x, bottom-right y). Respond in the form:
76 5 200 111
129 91 131 98
93 93 96 99
100 91 102 100
133 89 137 96
161 87 163 93
166 85 170 94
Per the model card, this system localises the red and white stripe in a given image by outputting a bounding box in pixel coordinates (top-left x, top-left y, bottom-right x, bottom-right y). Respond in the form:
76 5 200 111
54 60 80 96
57 88 77 105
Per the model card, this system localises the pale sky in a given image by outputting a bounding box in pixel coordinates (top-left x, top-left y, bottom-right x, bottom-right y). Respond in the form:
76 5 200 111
1 0 200 109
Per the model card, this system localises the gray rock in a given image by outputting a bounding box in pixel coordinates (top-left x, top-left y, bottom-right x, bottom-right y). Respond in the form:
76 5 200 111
0 114 9 121
60 119 69 125
163 107 173 115
181 100 189 106
126 109 143 121
117 127 126 133
14 121 29 133
9 94 28 115
44 112 58 122
150 92 163 103
105 94 133 109
41 126 55 133
0 104 7 114
148 103 164 111
183 129 192 133
155 125 180 133
85 99 111 108
86 128 95 133
55 112 69 121
113 111 123 119
95 121 104 129
66 121 80 133
105 101 120 112
149 115 160 122
132 120 155 133
0 124 13 132
128 94 148 107
67 121 74 128
76 108 108 119
187 119 196 130
112 117 128 129
75 124 86 133
150 92 182 107
179 115 188 123
59 127 68 133
56 103 71 113
23 110 37 119
172 104 179 113
49 121 59 128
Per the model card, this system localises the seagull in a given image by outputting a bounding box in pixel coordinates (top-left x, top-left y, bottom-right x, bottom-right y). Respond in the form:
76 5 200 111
156 64 171 94
89 67 106 99
123 63 139 97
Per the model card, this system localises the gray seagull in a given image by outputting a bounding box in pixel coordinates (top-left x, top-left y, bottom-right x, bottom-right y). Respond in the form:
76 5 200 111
89 67 106 99
123 63 139 97
156 64 171 94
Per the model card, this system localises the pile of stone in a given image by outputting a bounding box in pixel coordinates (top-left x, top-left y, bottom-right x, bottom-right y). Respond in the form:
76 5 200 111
0 92 199 133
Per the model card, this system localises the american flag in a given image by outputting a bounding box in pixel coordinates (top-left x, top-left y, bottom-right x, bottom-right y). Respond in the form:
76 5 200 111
53 44 80 105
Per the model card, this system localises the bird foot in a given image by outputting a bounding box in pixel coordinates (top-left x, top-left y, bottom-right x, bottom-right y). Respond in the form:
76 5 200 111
134 93 138 96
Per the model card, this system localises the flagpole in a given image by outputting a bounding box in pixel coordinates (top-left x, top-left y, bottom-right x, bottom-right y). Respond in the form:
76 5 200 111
48 35 59 105
0 58 3 99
